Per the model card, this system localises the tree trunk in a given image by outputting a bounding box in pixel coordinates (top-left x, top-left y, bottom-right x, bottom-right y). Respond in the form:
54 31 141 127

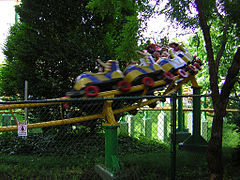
206 48 240 180
207 107 225 180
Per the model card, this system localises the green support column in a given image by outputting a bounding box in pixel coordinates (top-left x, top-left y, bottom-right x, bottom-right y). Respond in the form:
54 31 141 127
176 87 191 143
179 86 208 152
104 125 120 173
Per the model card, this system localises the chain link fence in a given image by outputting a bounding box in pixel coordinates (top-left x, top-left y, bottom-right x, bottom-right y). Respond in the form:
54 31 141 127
0 95 238 179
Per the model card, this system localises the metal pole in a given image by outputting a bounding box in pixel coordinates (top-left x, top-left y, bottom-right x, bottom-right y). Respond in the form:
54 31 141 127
175 87 208 150
24 80 28 123
170 94 177 180
192 87 201 136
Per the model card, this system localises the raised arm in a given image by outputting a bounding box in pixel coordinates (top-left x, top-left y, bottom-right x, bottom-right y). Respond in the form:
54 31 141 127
96 58 106 67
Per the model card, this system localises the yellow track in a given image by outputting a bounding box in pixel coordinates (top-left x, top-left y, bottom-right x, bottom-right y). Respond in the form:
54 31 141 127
0 73 200 132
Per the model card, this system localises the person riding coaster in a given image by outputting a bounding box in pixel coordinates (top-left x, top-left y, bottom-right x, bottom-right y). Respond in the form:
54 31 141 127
123 51 175 88
66 43 201 98
169 42 203 69
66 54 177 98
166 48 199 75
147 43 201 76
145 45 189 78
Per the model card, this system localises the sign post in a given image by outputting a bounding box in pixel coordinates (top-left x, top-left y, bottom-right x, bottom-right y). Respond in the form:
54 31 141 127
18 122 27 137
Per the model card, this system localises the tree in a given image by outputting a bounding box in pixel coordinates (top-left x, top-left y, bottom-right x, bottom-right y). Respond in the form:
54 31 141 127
86 0 155 62
1 0 155 135
186 21 240 96
160 0 240 179
1 0 143 99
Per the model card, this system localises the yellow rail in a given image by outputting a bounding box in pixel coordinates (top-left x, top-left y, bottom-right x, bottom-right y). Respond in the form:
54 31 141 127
139 107 239 113
0 98 163 132
0 73 203 131
0 102 63 110
0 113 104 132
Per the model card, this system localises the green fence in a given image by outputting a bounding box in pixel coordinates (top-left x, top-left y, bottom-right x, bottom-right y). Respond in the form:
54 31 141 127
0 95 238 179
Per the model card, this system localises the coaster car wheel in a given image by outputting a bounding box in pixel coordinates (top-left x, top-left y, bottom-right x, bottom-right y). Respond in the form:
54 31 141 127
118 80 131 92
63 103 70 109
193 62 201 70
177 69 188 78
84 85 99 97
163 72 175 81
142 77 154 88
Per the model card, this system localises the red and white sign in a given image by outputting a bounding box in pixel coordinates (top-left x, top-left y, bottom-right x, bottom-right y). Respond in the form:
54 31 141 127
18 122 27 136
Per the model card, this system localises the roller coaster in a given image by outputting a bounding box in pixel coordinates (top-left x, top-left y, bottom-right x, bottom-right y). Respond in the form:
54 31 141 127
61 42 203 126
66 42 202 99
0 42 203 132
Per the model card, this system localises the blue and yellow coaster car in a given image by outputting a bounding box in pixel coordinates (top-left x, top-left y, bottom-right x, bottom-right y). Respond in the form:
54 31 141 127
156 48 202 78
66 50 201 98
66 57 176 98
66 60 130 97
123 56 175 87
169 43 203 70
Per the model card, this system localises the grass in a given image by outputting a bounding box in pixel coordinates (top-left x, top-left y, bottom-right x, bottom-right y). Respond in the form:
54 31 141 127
0 154 102 179
0 132 168 179
0 113 239 179
115 114 240 179
117 147 209 179
117 146 240 180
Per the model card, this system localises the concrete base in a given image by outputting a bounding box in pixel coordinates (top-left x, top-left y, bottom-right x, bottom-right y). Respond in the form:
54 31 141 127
179 143 208 153
179 135 208 152
169 132 191 144
176 132 191 143
95 165 115 180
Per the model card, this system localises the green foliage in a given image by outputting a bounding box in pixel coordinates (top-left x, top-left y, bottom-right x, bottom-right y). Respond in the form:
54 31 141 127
115 14 140 61
222 122 239 148
222 0 240 37
161 0 199 29
161 0 240 96
0 131 167 178
186 25 240 94
0 153 102 179
2 0 149 99
87 0 155 62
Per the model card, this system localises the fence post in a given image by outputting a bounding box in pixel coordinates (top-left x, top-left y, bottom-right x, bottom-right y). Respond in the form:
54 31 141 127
170 94 177 180
142 111 152 139
127 115 135 137
177 87 184 131
157 111 168 142
179 86 208 151
186 111 193 133
201 97 208 141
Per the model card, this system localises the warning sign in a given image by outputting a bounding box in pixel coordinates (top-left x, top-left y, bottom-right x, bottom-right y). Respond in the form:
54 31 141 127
18 122 27 137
